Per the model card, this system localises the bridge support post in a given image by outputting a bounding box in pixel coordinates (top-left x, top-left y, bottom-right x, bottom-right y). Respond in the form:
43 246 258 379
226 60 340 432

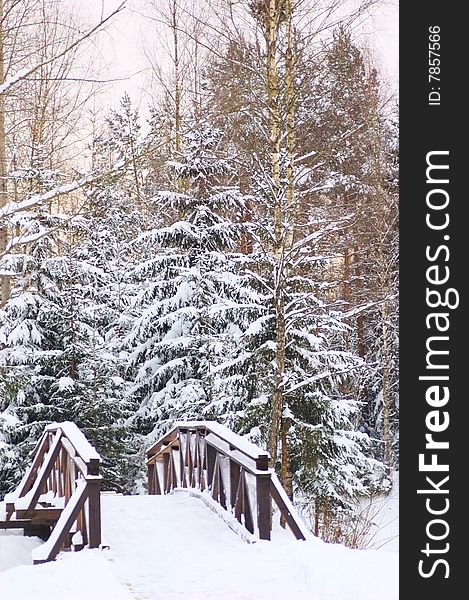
87 458 101 549
148 463 155 494
87 480 101 548
256 474 271 540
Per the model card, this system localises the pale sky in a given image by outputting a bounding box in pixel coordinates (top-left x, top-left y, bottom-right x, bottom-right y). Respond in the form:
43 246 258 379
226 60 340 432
77 0 398 110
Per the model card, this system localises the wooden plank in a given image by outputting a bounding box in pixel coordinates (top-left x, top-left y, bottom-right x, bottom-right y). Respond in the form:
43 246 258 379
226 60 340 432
242 472 254 534
146 427 179 459
179 434 186 488
67 454 76 500
73 455 87 476
154 462 162 495
187 430 195 486
32 479 88 564
57 449 64 497
0 519 31 529
79 500 88 547
16 508 62 522
5 502 15 520
24 430 63 513
204 434 258 475
211 453 227 509
30 430 49 457
196 431 204 489
234 468 244 522
203 422 270 463
270 474 308 540
60 437 76 458
211 452 220 500
170 451 178 488
14 432 51 500
146 438 180 464
163 453 170 494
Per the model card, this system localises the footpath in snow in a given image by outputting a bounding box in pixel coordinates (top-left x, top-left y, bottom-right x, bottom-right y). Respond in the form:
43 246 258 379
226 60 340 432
0 492 398 600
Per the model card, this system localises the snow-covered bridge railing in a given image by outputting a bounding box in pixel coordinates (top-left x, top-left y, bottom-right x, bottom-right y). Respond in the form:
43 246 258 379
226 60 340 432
146 421 309 541
1 422 102 564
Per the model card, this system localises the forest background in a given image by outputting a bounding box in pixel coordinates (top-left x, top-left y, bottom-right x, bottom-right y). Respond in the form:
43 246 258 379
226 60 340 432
0 0 398 545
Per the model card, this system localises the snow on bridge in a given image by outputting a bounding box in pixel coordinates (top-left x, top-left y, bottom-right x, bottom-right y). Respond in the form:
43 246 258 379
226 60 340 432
1 490 398 600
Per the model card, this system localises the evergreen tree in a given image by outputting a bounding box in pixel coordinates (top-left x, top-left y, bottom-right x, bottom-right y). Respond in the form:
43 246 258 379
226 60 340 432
0 133 144 494
125 120 249 441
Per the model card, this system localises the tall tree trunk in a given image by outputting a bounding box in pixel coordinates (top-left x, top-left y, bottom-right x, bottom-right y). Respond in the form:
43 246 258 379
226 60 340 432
170 1 183 195
0 0 10 305
279 0 295 505
266 0 284 464
379 247 392 474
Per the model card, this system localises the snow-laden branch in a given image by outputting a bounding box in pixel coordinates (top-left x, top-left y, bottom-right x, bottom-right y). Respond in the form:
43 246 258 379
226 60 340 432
0 162 125 220
0 3 126 96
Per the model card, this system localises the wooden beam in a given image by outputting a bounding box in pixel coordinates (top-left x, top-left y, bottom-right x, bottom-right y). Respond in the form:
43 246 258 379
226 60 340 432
230 460 240 509
146 427 179 459
32 479 88 564
60 437 76 458
0 519 31 529
24 431 63 514
16 508 62 522
270 474 307 541
73 456 87 476
14 433 51 500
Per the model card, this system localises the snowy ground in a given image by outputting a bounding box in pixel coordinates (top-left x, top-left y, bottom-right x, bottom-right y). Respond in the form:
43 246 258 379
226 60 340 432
362 473 399 551
0 492 398 599
0 530 43 573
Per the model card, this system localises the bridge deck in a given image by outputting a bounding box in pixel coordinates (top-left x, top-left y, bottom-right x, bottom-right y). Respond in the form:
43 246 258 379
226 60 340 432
101 492 398 600
102 492 307 600
0 491 398 600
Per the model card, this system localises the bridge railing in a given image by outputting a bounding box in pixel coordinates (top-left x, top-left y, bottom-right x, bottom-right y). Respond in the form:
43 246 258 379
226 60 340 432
2 421 102 563
146 421 310 541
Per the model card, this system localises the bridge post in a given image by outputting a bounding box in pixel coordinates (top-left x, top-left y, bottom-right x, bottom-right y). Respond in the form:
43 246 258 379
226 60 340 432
87 458 101 548
206 443 216 491
148 463 156 495
256 473 271 540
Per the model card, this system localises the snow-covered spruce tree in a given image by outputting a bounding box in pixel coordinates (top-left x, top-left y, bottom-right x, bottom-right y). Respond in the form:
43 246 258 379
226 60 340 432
0 148 65 495
0 141 142 494
0 204 80 495
55 226 139 493
74 188 147 491
0 210 140 493
125 120 254 443
97 93 148 213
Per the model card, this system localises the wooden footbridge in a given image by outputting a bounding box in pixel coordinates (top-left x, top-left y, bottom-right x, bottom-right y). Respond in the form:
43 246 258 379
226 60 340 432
0 421 309 564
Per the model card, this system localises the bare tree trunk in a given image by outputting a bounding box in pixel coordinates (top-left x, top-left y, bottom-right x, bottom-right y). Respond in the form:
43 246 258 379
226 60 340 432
169 0 183 195
266 0 284 466
354 245 366 358
0 0 10 305
279 0 295 507
378 248 392 474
